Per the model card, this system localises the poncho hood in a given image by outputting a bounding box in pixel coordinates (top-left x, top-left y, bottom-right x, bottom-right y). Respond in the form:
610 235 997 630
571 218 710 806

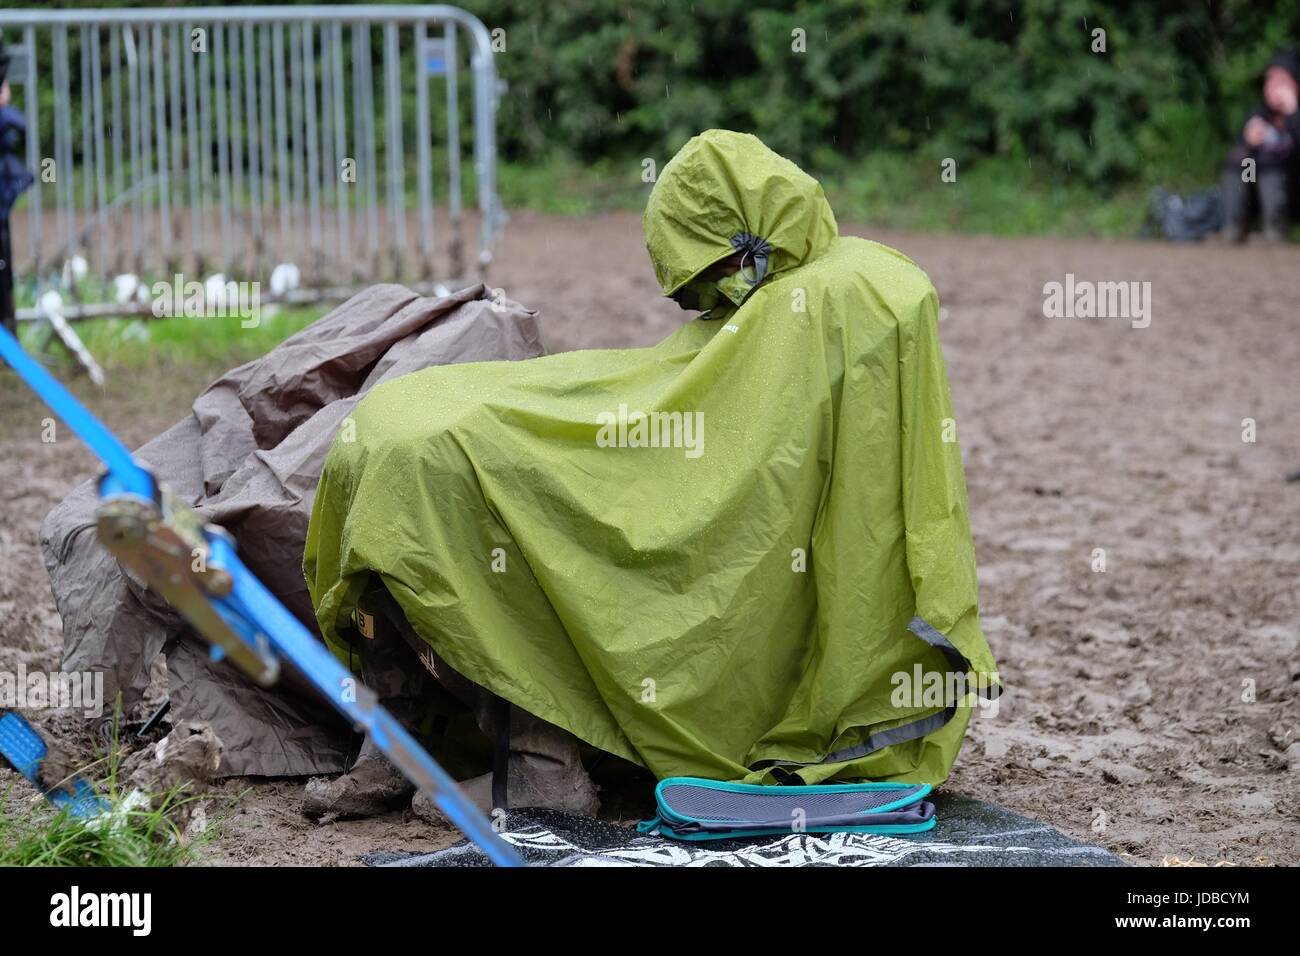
643 129 839 297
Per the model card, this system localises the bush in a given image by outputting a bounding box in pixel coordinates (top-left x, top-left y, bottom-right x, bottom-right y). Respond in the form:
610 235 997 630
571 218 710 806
464 0 1300 190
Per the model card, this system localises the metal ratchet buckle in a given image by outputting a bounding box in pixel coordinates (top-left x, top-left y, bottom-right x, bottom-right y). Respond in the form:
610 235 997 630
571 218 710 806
94 476 281 687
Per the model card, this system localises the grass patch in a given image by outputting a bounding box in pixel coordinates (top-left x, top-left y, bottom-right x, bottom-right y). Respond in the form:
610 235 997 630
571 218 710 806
496 150 1183 238
18 305 329 373
0 718 218 867
822 152 1150 237
499 155 649 216
0 784 209 867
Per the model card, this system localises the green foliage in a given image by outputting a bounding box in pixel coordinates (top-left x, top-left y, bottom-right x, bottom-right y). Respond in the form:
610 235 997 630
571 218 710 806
463 0 1300 190
8 0 1300 232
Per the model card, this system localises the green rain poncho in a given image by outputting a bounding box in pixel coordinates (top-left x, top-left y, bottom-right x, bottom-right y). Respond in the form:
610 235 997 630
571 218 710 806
305 130 999 785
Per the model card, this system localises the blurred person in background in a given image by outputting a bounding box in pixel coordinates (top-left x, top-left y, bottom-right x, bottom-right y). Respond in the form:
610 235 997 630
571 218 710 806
1219 49 1300 243
1 38 35 335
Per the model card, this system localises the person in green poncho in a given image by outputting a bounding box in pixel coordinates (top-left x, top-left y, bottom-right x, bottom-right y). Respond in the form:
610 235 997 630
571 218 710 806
302 130 1000 822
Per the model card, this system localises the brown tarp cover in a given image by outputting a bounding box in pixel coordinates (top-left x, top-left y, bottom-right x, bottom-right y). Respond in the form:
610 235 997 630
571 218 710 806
40 284 544 777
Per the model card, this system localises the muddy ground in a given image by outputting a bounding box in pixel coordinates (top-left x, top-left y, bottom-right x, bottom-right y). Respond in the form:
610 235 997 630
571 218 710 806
2 211 1297 866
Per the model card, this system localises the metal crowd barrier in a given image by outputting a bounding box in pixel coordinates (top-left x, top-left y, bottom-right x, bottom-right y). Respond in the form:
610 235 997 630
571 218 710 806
0 5 505 322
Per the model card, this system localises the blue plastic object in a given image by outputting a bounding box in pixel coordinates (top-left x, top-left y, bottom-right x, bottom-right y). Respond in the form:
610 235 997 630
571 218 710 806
0 711 107 818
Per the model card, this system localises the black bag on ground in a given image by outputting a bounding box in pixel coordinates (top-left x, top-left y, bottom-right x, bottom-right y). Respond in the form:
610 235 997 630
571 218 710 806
1143 187 1222 241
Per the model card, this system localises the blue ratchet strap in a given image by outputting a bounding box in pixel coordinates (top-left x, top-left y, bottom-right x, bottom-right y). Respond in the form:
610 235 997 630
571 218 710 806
0 326 523 867
0 711 107 818
202 534 521 866
0 322 154 501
